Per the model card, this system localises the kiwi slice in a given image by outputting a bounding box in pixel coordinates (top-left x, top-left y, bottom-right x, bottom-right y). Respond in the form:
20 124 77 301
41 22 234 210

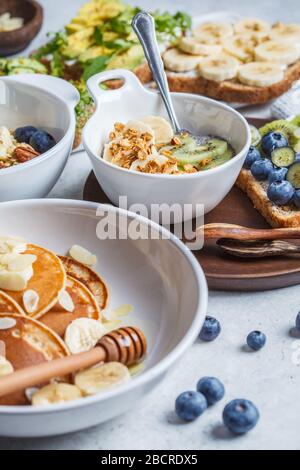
198 148 234 170
259 120 297 142
271 147 296 168
287 162 300 188
250 125 261 147
171 138 228 165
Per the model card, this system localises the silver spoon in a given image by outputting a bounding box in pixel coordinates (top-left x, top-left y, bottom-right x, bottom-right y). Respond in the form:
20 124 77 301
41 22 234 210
132 11 192 138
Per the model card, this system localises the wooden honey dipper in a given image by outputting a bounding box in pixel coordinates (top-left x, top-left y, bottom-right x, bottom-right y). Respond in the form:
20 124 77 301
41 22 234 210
0 326 147 399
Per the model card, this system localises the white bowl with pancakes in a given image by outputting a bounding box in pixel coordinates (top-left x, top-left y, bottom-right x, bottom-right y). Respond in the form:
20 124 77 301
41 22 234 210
0 74 79 202
0 199 207 437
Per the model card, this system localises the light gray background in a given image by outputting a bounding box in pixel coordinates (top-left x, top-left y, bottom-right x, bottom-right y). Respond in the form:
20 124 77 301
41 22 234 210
1 0 300 450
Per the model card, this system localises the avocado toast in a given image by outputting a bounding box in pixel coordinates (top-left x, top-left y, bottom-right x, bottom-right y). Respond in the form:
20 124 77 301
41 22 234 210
237 117 300 228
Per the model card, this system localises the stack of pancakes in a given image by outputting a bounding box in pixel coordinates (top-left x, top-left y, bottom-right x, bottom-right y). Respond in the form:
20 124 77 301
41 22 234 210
0 243 109 405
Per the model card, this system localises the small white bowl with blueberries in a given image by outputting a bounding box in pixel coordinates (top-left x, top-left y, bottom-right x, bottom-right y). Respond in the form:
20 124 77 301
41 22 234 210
244 117 300 207
0 74 79 201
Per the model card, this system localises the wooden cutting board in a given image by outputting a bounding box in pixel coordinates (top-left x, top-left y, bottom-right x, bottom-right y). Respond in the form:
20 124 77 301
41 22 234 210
83 119 300 292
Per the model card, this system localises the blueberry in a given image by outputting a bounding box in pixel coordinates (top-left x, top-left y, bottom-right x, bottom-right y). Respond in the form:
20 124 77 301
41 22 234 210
296 312 300 331
199 316 221 342
14 126 38 144
29 130 56 153
293 189 300 208
175 391 207 421
243 146 262 170
268 167 288 184
196 377 225 406
250 158 273 181
267 181 294 205
223 399 260 435
247 331 266 351
262 132 289 157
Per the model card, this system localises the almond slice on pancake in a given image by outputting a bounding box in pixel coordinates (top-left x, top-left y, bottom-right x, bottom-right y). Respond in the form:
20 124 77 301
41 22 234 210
0 314 69 405
59 256 109 311
0 290 25 315
38 276 101 338
5 244 66 318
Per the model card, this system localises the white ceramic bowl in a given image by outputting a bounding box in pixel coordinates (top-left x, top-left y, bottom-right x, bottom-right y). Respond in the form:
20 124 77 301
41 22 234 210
0 74 79 202
83 70 251 222
0 199 207 437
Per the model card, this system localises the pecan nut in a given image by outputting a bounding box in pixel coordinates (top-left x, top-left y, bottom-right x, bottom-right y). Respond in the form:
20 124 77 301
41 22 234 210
13 145 40 163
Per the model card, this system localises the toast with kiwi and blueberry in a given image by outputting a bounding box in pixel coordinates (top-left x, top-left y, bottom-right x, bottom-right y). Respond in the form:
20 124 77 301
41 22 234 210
236 117 300 228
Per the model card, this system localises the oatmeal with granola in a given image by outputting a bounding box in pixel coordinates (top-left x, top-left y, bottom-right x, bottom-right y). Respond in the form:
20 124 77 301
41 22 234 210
0 125 56 170
102 116 235 174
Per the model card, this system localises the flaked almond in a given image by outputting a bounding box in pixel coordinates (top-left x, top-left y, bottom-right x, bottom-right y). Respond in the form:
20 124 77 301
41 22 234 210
25 387 39 403
0 271 29 291
0 317 16 330
58 290 75 313
0 340 6 357
7 254 37 272
69 245 97 266
23 289 39 314
0 356 13 377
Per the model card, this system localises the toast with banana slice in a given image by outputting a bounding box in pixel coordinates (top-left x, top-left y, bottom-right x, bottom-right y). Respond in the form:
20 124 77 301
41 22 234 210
163 19 300 104
236 118 300 228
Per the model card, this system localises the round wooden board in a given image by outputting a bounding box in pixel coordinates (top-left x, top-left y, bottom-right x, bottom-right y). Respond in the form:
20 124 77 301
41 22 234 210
83 118 300 292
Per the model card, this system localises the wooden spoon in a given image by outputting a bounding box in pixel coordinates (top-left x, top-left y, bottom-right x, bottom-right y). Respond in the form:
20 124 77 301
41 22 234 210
217 238 300 259
0 326 147 399
199 223 300 241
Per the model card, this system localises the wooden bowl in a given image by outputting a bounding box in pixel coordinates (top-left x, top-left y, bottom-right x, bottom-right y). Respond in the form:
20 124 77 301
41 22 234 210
0 0 43 56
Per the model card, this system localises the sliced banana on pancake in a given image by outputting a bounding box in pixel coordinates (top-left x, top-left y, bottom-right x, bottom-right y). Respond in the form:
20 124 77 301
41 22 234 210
38 276 101 338
0 314 69 405
59 256 109 311
75 362 131 396
31 383 82 406
0 290 25 315
69 244 97 267
5 244 66 318
0 236 27 255
65 317 107 354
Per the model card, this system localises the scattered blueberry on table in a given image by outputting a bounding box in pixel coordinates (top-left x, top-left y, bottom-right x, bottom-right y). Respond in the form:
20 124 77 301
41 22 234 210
267 181 294 206
196 377 225 406
223 399 260 435
175 391 208 422
250 158 273 181
199 316 221 342
261 132 288 156
246 331 267 351
244 146 261 170
296 312 300 331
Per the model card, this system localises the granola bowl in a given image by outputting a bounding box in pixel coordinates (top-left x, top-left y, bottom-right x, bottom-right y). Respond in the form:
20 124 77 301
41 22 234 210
0 199 207 437
83 70 251 223
0 74 79 202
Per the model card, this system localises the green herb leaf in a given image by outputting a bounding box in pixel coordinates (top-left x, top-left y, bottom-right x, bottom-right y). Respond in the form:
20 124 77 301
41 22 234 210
93 26 104 45
82 55 111 81
32 31 68 60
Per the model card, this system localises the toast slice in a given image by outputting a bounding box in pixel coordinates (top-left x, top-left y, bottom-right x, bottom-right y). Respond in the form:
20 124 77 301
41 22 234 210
236 169 300 228
166 60 300 105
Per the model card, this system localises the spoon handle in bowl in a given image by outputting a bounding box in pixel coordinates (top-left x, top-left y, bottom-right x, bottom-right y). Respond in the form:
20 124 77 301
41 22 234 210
0 327 147 399
132 11 181 133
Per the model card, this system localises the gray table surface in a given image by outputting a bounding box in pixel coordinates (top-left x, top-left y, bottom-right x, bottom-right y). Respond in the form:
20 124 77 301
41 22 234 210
1 0 300 451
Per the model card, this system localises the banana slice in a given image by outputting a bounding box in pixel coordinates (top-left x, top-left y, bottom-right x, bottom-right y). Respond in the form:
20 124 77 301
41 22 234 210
103 142 114 162
193 22 233 40
0 355 13 377
31 383 82 406
271 22 300 44
69 245 97 267
140 116 173 144
163 48 204 72
179 36 222 56
224 35 257 63
234 18 271 38
75 362 131 396
238 62 284 87
65 318 107 354
197 55 239 81
255 40 300 65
